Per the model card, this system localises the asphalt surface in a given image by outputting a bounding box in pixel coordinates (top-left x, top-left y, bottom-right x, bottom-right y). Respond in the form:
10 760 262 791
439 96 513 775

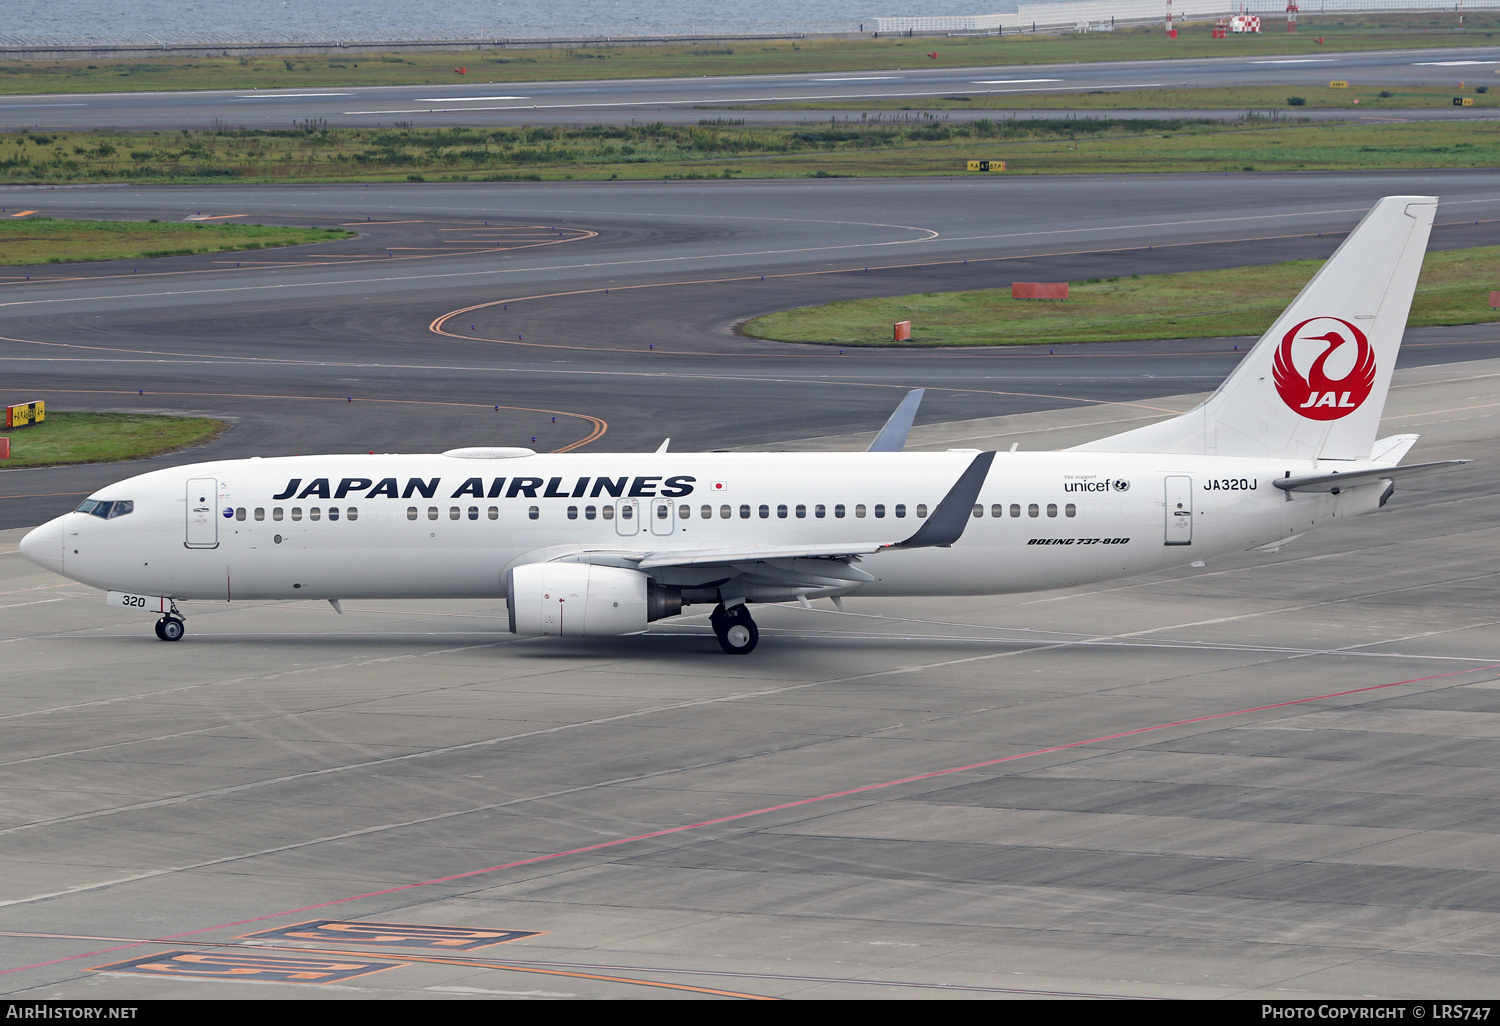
3 357 1498 999
2 44 1498 129
2 166 1500 998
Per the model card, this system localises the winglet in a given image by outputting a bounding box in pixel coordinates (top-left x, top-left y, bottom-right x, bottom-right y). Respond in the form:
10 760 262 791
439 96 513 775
888 451 995 549
867 389 925 452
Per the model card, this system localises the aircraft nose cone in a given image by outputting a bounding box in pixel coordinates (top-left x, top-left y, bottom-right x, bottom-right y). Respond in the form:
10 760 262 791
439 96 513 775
19 516 65 575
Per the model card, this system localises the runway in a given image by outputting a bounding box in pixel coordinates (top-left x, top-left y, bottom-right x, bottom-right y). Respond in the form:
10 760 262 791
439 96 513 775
3 44 1498 129
2 169 1500 997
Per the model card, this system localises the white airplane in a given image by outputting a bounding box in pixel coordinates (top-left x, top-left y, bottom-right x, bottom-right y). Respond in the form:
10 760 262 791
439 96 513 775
20 196 1468 654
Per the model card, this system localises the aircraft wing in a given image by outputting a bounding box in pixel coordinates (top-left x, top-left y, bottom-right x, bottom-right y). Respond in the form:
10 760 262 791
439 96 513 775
554 451 996 580
1274 459 1470 493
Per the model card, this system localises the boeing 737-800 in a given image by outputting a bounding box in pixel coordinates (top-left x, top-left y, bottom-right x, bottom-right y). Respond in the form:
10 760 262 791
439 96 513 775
19 196 1467 654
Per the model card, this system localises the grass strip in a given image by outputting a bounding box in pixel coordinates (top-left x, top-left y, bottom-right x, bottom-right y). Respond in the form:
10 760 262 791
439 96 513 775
741 246 1500 347
0 217 353 266
735 83 1498 112
0 412 227 468
2 118 1498 185
2 15 1497 95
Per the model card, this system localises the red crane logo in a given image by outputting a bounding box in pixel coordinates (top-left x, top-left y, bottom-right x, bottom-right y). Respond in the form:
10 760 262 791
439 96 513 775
1272 316 1376 420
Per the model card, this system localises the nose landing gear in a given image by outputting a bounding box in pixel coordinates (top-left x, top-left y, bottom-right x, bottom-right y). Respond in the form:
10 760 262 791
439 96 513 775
153 601 185 642
710 602 758 655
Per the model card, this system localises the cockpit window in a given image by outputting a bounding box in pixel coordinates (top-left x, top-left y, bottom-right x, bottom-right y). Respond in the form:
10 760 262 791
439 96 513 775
75 499 134 520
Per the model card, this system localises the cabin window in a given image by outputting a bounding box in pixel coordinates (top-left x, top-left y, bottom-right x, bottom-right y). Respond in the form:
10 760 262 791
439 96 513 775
991 504 1003 518
273 507 284 521
1065 503 1076 518
776 504 787 519
895 504 906 518
309 507 322 521
427 507 438 521
406 507 417 521
468 506 479 521
235 507 246 521
328 507 340 521
740 504 751 519
291 507 303 521
679 504 691 520
620 504 633 520
702 505 713 519
1028 504 1039 518
1010 504 1021 518
567 506 578 520
1047 503 1057 518
720 505 731 519
488 507 498 520
874 504 885 518
449 506 460 521
602 505 615 520
254 508 265 521
528 506 539 520
815 504 826 519
971 504 982 518
658 504 671 520
834 504 845 518
758 505 769 519
347 507 359 522
796 504 807 518
855 504 866 518
585 505 596 520
916 504 927 518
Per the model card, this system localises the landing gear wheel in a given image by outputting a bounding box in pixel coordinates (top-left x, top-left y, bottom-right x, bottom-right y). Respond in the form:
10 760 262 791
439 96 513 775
713 604 758 655
155 616 185 642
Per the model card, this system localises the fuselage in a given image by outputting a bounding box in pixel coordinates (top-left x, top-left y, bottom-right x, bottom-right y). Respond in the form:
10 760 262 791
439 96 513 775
24 448 1381 605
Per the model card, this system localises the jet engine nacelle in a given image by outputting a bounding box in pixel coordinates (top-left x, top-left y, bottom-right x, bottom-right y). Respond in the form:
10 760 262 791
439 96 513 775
506 562 680 636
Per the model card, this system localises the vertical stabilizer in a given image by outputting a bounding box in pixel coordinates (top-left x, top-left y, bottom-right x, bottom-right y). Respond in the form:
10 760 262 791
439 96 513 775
1074 196 1436 461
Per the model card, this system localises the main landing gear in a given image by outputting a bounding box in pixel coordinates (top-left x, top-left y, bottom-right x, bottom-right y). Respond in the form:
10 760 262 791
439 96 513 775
153 603 185 642
711 602 758 655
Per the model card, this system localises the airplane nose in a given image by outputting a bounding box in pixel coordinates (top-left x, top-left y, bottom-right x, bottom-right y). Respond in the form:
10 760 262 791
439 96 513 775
19 516 65 575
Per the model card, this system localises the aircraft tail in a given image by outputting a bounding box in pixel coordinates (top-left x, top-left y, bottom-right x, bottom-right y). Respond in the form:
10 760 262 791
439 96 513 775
1073 196 1436 462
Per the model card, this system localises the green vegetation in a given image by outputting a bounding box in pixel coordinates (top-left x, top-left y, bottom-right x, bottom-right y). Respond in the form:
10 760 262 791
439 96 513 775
1 14 1496 95
2 118 1498 185
741 246 1500 347
735 84 1497 112
0 216 354 266
0 412 227 467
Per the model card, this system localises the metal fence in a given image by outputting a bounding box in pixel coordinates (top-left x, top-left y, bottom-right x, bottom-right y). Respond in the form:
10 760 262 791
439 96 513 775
877 1 1500 34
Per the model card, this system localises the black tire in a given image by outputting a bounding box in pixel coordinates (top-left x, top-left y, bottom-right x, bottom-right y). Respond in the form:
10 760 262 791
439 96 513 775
715 607 758 655
154 619 168 641
159 617 185 642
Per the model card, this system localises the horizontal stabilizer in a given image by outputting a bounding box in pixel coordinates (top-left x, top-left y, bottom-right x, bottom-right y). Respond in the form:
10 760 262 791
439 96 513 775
1369 434 1419 465
1274 459 1469 493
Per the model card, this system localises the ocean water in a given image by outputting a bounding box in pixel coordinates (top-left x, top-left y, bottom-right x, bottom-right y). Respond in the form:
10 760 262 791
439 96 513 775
2 1 1056 43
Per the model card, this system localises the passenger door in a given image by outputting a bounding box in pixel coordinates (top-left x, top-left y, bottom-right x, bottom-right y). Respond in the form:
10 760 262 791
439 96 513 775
1164 475 1192 546
185 477 219 549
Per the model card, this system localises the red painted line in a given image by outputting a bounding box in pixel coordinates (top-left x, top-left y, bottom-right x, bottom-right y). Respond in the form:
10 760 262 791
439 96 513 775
7 661 1497 978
